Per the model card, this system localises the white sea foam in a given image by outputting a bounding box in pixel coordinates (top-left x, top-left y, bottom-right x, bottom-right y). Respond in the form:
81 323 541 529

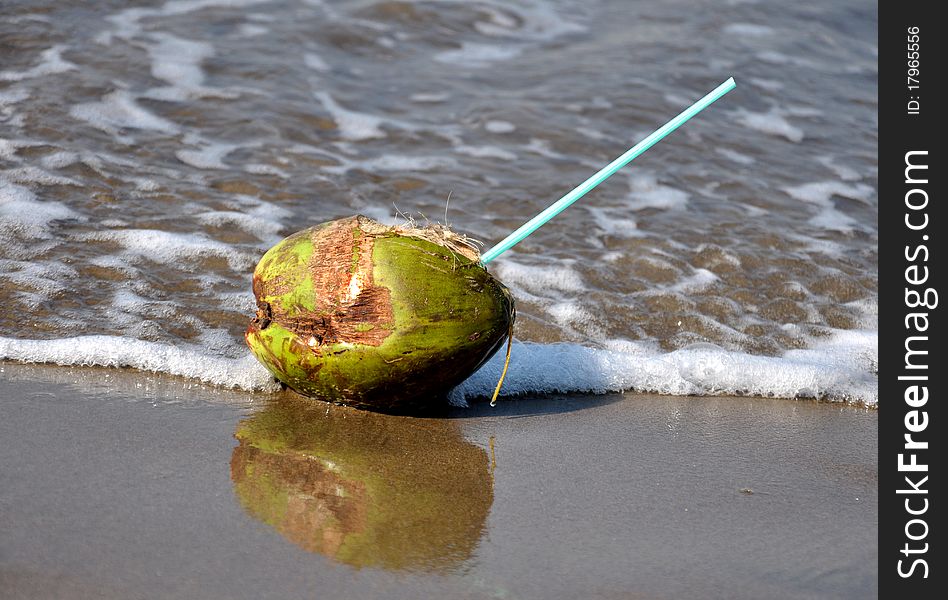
76 229 257 269
87 253 136 272
140 33 220 101
151 34 214 87
38 151 80 170
786 105 824 118
755 51 819 68
576 127 607 141
493 260 586 294
435 43 521 67
450 328 878 406
410 92 450 103
314 91 387 141
0 139 34 162
324 154 456 174
783 181 875 233
98 9 241 101
162 0 271 16
523 137 564 160
586 206 640 238
0 259 77 304
669 268 720 293
175 140 242 170
102 0 272 43
236 23 269 37
0 88 30 107
816 156 862 182
71 90 181 136
3 113 24 129
547 301 599 332
0 45 77 82
0 325 877 406
807 209 859 233
741 203 769 217
197 199 291 244
789 234 847 258
0 179 82 239
715 148 756 165
694 243 742 268
733 107 804 143
749 78 784 92
0 336 279 392
243 163 290 178
455 145 518 160
303 52 331 72
627 173 690 210
472 6 518 36
1 166 78 187
485 120 516 134
723 23 775 37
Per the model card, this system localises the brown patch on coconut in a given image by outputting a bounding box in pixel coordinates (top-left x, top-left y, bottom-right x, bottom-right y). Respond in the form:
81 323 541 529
252 216 396 349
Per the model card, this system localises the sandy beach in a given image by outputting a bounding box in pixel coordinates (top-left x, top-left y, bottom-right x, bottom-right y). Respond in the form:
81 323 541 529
1 363 877 599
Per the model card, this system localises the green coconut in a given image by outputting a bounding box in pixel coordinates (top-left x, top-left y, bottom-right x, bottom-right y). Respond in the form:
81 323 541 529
245 215 514 412
230 398 493 570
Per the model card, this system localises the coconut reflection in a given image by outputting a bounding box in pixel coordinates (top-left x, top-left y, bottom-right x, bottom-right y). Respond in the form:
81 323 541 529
230 397 493 571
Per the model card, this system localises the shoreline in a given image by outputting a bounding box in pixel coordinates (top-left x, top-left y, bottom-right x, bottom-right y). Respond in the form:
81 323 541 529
0 351 878 410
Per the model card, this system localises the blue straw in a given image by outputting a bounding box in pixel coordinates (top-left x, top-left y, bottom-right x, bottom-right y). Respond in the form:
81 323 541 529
479 77 736 265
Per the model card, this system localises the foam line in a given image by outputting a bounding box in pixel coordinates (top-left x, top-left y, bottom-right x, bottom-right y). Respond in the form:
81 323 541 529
0 336 279 392
2 328 876 406
449 332 877 406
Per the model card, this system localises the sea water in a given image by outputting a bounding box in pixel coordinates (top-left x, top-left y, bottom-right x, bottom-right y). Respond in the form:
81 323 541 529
0 0 877 405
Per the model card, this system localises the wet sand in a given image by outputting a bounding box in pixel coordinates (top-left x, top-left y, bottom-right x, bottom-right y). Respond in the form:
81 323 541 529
1 363 877 599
